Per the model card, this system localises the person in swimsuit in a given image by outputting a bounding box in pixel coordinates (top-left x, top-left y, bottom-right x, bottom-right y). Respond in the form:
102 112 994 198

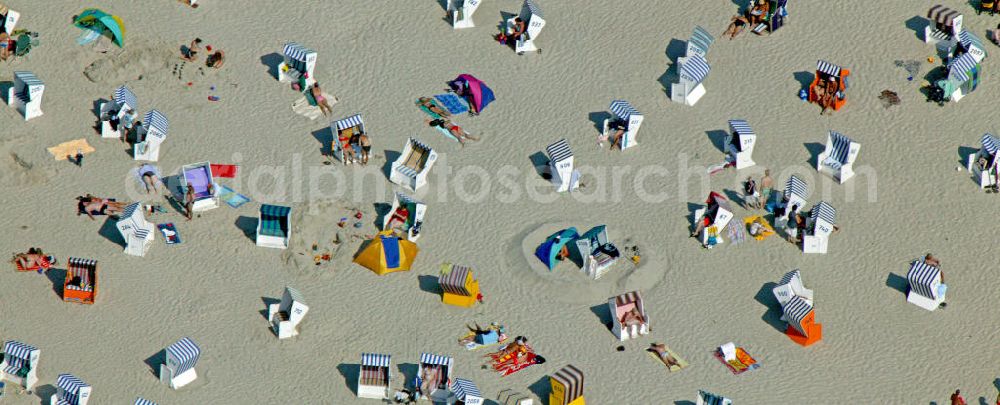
426 118 479 146
311 82 333 116
139 165 163 194
181 38 202 61
358 132 371 165
510 17 527 43
647 343 682 368
184 184 196 220
11 248 50 270
724 15 749 39
760 169 773 207
417 97 450 118
206 50 225 68
336 128 357 164
621 307 645 327
0 32 10 61
386 205 409 231
608 120 627 150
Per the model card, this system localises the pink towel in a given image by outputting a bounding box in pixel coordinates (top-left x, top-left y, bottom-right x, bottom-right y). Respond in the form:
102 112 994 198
210 164 239 178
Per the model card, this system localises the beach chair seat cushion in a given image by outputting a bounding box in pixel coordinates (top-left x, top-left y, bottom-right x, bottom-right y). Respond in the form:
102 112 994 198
260 216 287 238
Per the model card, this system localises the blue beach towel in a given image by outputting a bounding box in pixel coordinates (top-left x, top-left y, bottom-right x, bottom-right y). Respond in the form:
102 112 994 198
218 185 251 208
158 223 181 244
381 235 400 268
434 93 469 115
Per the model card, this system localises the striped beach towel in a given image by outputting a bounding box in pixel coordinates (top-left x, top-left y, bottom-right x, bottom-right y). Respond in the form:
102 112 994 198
726 220 746 245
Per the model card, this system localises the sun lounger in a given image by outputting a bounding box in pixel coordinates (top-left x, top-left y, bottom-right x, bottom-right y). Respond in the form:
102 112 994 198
506 0 545 54
267 286 308 338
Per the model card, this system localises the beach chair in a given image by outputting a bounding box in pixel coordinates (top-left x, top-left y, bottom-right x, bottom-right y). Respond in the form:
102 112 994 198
450 378 483 405
671 54 710 106
815 130 860 184
808 60 849 112
549 365 585 405
780 295 822 346
967 133 1000 188
953 31 987 62
134 398 157 405
382 192 426 241
134 110 168 161
574 225 619 280
925 5 963 50
439 264 480 307
603 100 643 150
267 286 308 339
777 175 808 223
726 119 756 169
448 0 481 29
358 353 392 399
772 269 813 307
278 42 317 85
748 0 789 35
416 353 454 400
50 373 91 405
0 340 39 390
686 25 714 58
99 85 139 139
694 192 734 246
2 7 19 35
801 201 835 254
117 203 155 256
63 257 98 305
6 71 43 121
389 138 438 191
331 114 365 165
608 291 649 341
181 162 219 211
546 139 580 192
907 260 946 311
697 390 733 405
506 0 545 54
256 204 291 249
497 389 534 405
980 0 996 16
159 337 201 389
936 52 982 102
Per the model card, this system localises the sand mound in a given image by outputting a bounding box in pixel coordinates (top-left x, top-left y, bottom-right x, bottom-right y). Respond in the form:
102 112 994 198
282 199 382 270
83 46 173 84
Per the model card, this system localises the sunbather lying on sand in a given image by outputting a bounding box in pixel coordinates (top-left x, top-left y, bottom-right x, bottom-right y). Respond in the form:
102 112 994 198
417 97 450 118
311 82 333 116
0 32 10 61
647 343 682 368
77 195 127 220
426 118 479 146
139 165 164 194
11 248 50 270
206 50 224 68
723 16 748 40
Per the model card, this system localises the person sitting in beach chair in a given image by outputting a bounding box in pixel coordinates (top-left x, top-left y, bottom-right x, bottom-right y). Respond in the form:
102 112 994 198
747 0 769 26
509 17 527 44
336 128 358 164
417 97 450 118
385 204 410 232
11 248 52 271
206 50 224 68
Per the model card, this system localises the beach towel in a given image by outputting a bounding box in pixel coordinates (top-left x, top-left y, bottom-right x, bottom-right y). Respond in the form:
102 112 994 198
434 93 469 115
158 223 181 244
726 220 746 245
76 29 100 46
458 325 508 350
743 216 776 241
715 345 759 375
217 185 250 208
646 345 689 372
14 255 51 272
210 164 239 178
132 164 163 189
292 92 337 120
47 139 95 160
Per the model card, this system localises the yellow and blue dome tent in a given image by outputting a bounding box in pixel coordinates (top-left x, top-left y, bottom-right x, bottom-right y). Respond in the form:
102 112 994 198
74 8 125 48
354 230 418 275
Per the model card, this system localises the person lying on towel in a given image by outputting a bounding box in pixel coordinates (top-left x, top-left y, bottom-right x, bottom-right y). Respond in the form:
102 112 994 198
417 97 450 118
426 118 479 147
77 195 128 220
648 343 682 369
11 247 51 270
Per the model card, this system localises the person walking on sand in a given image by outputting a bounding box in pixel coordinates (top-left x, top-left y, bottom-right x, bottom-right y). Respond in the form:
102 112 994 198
760 169 773 207
951 389 966 405
744 176 760 209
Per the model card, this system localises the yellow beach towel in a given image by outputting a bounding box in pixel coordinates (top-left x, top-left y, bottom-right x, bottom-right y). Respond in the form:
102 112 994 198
47 139 95 160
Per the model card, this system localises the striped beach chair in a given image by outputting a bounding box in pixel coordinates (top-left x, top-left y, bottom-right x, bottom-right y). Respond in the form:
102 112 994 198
358 353 391 399
608 291 649 341
772 269 813 307
780 295 822 346
160 337 201 389
815 130 860 183
390 138 438 191
63 257 98 304
497 389 534 405
181 161 219 211
749 0 789 35
671 53 710 106
697 390 733 405
956 30 987 62
256 204 291 249
134 398 157 405
802 201 835 254
694 192 734 247
546 139 580 192
686 25 714 58
451 378 483 405
506 0 545 54
726 119 756 169
808 60 850 111
268 286 309 339
966 133 1000 188
0 340 39 389
925 5 963 46
134 110 168 161
51 373 92 405
906 260 946 311
330 114 365 165
939 52 982 102
382 192 426 241
603 100 643 150
447 0 482 29
779 175 808 222
100 85 139 138
6 71 43 120
575 225 618 279
549 365 585 405
417 353 454 399
117 202 155 257
278 42 317 84
440 264 480 307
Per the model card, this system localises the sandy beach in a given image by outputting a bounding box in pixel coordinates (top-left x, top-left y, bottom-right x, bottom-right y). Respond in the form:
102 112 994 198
3 0 1000 403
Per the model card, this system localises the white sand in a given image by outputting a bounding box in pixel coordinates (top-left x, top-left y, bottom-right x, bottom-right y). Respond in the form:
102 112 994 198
2 0 1000 403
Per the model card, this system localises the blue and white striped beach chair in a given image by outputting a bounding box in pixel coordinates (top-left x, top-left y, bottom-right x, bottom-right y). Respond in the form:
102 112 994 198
815 130 860 183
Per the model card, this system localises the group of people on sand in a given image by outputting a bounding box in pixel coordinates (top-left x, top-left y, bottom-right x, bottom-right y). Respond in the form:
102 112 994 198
180 37 224 69
812 74 842 115
723 0 770 39
416 97 479 146
334 125 372 165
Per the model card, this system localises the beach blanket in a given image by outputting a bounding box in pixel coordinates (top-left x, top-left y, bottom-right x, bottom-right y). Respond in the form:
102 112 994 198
210 164 239 178
14 255 52 272
743 216 776 241
47 139 95 160
217 185 250 208
646 345 689 373
416 99 460 142
292 92 337 120
715 346 759 375
158 223 181 244
458 325 509 351
434 93 469 115
131 164 164 189
726 220 747 245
